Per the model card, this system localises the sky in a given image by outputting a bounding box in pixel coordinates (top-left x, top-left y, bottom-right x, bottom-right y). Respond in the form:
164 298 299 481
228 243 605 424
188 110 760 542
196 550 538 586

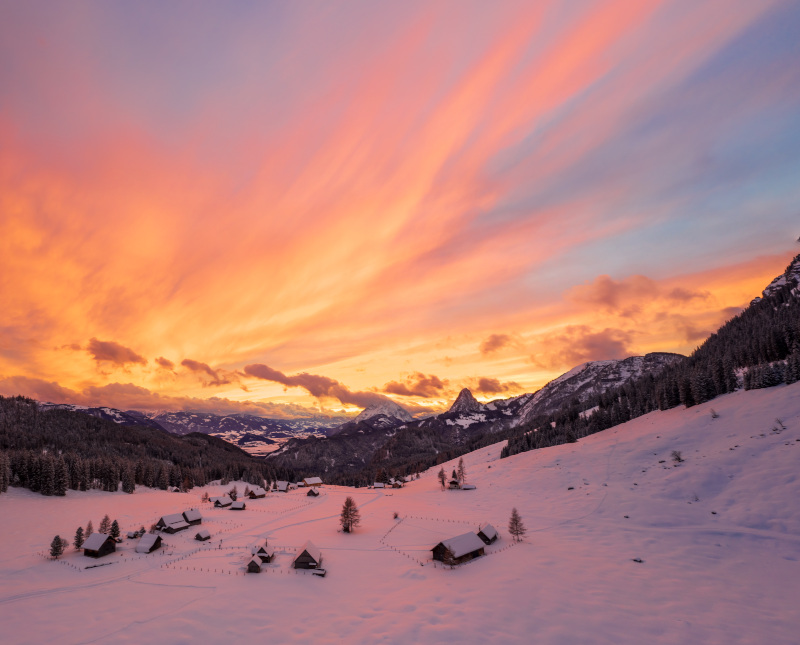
1 0 799 418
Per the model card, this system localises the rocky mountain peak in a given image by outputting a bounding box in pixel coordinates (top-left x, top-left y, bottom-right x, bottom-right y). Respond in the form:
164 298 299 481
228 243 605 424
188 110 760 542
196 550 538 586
448 388 482 415
353 399 414 423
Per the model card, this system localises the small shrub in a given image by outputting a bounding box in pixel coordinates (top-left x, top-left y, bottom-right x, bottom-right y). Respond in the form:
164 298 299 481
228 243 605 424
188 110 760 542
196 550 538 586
671 450 683 463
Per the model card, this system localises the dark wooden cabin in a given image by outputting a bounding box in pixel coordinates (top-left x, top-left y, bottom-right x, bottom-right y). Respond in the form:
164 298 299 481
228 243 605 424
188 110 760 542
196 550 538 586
135 534 162 554
477 523 498 545
182 509 202 526
83 533 116 558
307 488 320 497
293 541 322 569
432 532 485 564
247 557 262 573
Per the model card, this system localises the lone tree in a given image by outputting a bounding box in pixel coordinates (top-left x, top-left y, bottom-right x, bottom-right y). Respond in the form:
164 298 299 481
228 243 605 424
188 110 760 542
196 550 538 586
229 485 239 501
85 520 94 537
73 526 85 550
457 457 467 484
437 467 446 490
340 496 361 533
508 507 526 542
99 515 111 535
110 520 121 540
50 535 65 559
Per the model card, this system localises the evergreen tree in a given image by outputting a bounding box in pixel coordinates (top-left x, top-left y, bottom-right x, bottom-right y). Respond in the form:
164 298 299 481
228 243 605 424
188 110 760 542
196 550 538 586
99 515 111 535
110 520 121 540
122 466 135 494
40 456 55 496
50 535 65 559
54 457 68 496
74 526 85 549
508 507 526 542
0 451 9 493
340 496 361 533
85 520 94 537
457 457 466 484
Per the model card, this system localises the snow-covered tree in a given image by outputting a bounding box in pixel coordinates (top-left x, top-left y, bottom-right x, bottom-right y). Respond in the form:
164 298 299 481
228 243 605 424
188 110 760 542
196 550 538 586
110 520 121 540
73 526 84 549
340 496 361 533
508 507 526 542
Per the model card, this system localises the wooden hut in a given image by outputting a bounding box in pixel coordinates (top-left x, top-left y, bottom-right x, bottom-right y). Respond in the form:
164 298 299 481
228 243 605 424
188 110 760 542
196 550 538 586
135 533 162 554
247 486 267 499
251 544 274 563
461 484 476 490
275 481 289 493
155 513 190 533
448 479 461 489
303 477 323 488
212 496 232 508
182 509 203 525
230 500 246 510
195 529 211 541
247 556 262 573
293 541 322 569
372 482 385 489
83 533 116 558
431 532 485 565
477 524 498 545
307 488 320 497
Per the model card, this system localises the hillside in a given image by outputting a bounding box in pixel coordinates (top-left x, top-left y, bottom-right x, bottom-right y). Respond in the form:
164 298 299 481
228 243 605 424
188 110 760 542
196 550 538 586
0 383 798 643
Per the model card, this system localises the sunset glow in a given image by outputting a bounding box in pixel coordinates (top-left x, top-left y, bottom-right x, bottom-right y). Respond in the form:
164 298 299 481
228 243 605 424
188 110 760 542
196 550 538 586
1 1 799 416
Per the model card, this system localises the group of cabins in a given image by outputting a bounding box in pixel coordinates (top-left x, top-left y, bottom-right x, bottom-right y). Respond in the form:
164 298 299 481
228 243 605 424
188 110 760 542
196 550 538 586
209 496 246 510
246 540 323 575
448 479 476 490
370 477 406 489
431 524 498 565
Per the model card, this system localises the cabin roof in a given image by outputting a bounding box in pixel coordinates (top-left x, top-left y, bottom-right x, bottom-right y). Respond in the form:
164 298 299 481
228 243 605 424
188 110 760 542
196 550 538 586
135 533 160 553
159 513 184 525
249 486 266 496
183 509 202 522
303 477 322 485
297 540 321 563
230 500 246 509
83 533 112 551
479 523 497 540
195 529 211 539
437 532 486 559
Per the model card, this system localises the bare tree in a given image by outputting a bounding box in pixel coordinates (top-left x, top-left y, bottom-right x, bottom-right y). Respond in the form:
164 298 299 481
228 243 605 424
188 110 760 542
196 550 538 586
437 467 446 490
457 457 467 484
508 507 526 542
340 496 361 533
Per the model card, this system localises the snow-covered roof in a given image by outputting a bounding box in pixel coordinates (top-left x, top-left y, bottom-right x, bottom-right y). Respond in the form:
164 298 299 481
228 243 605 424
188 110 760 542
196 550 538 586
461 484 477 490
249 486 266 496
373 482 385 488
248 556 262 569
159 513 185 525
195 529 211 539
212 496 232 506
167 520 189 531
298 540 321 563
183 509 202 522
303 477 322 485
276 481 289 491
135 533 160 553
230 500 246 509
438 532 486 559
83 533 112 551
479 524 497 540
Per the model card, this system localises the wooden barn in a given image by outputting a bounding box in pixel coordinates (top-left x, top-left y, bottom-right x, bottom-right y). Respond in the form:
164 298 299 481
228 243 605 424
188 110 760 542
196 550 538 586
251 544 274 563
182 509 202 525
247 556 262 573
275 481 289 493
156 513 190 533
307 488 320 497
293 541 322 569
303 477 323 488
432 532 486 565
135 533 162 554
230 500 246 511
212 496 232 508
83 533 116 558
477 524 498 545
195 529 211 541
448 479 461 489
372 482 385 489
247 486 267 499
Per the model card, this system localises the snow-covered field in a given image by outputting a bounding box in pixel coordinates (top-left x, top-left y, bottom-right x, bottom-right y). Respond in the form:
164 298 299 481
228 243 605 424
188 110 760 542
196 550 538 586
2 383 799 644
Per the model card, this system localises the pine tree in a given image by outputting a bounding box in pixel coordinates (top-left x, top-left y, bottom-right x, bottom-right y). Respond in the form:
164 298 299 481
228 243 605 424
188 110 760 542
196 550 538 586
54 458 68 496
85 520 94 537
99 515 111 535
40 456 55 496
457 457 466 484
110 520 121 540
508 507 526 542
437 467 446 490
340 496 361 533
50 535 64 559
74 526 85 549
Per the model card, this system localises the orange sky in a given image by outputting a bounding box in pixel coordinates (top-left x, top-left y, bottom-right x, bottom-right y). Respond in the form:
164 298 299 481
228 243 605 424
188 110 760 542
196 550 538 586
1 1 799 417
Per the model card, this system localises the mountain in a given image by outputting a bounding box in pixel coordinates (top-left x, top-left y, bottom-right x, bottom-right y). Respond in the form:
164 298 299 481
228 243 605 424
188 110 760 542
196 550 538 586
448 388 482 414
353 400 414 424
515 352 684 426
37 403 169 432
753 252 800 302
268 352 682 482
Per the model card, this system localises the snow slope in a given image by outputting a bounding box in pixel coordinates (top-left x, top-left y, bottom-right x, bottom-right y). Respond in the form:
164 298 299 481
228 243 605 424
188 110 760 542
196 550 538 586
1 383 799 644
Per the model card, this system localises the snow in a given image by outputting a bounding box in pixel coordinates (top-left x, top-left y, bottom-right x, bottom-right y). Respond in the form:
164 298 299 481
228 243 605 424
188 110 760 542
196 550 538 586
135 534 160 554
436 531 486 558
82 532 111 551
1 383 800 643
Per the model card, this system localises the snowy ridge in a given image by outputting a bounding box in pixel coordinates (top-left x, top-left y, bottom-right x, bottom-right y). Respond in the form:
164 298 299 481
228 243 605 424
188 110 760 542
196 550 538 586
753 253 800 302
352 400 414 424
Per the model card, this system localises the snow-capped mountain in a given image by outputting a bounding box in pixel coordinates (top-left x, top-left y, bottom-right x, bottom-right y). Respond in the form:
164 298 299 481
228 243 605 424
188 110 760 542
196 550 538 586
515 352 684 426
37 403 169 431
353 400 414 424
753 253 800 302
